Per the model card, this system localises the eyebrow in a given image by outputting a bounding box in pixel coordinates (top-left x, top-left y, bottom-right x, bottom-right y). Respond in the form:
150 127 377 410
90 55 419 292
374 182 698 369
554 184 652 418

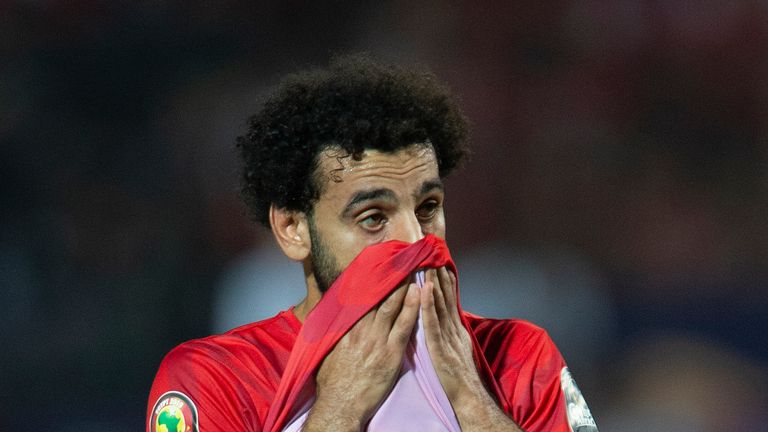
340 179 445 218
415 179 444 199
341 188 397 218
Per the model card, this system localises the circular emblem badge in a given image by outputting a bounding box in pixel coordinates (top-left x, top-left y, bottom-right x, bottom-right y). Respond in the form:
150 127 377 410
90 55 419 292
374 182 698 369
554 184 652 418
149 391 199 432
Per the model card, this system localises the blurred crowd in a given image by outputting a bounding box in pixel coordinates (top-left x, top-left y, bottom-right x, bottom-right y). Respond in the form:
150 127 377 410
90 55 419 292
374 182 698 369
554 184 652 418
2 1 767 431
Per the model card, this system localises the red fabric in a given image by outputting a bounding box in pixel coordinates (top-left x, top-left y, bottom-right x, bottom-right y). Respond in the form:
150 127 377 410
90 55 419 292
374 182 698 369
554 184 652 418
146 311 301 431
264 234 502 431
147 235 571 431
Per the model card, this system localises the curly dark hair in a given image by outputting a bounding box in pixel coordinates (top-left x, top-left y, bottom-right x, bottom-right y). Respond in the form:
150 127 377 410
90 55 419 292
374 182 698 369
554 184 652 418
236 54 470 226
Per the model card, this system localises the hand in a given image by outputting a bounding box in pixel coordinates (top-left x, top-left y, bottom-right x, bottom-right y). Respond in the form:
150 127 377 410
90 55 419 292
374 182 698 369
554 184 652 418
421 267 524 431
420 268 480 402
304 282 421 432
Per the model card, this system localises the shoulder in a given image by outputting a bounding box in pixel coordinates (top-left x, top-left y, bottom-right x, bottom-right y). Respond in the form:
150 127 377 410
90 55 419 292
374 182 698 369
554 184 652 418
463 312 593 432
146 310 301 432
462 311 546 336
462 311 558 363
162 309 300 373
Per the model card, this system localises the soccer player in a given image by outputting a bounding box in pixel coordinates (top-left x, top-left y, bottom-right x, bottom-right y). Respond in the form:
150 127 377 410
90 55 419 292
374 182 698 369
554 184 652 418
147 55 597 432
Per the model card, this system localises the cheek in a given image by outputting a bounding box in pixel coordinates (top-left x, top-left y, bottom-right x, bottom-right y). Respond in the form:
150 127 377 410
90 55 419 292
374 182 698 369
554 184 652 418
427 213 447 238
331 226 380 269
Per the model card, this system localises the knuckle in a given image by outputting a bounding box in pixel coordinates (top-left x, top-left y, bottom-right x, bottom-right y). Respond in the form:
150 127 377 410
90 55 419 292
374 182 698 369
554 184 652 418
392 329 410 346
424 293 434 307
404 292 419 308
378 302 396 316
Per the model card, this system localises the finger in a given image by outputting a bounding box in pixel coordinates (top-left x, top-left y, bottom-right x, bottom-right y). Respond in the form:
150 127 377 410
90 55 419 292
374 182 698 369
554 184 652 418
428 269 450 323
372 283 409 331
420 280 442 341
438 267 458 314
388 283 420 347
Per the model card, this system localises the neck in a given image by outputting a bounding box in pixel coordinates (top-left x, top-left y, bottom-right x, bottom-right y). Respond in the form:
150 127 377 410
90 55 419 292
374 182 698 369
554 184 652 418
293 263 323 323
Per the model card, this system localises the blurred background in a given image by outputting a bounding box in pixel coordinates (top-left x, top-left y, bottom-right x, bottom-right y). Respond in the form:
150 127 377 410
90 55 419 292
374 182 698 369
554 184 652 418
2 1 767 431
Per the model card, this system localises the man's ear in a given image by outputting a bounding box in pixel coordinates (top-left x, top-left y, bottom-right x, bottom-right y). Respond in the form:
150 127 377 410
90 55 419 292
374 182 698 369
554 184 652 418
269 204 311 261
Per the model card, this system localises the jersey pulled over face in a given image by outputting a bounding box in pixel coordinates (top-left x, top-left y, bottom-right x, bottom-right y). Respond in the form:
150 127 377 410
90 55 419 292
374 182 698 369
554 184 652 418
309 143 447 275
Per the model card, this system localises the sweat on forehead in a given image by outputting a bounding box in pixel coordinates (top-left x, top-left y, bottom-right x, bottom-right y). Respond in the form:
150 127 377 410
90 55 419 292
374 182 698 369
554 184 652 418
312 143 436 190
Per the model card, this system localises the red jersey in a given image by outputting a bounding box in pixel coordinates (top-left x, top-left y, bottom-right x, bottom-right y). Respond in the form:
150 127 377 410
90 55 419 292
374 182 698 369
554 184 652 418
147 310 594 431
147 236 597 431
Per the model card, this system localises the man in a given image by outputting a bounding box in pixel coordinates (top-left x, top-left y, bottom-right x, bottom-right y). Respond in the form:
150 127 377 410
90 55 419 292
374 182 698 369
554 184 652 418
147 55 598 432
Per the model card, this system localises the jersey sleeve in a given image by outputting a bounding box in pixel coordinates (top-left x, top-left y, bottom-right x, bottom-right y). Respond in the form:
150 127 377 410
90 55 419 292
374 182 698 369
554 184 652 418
490 323 598 432
146 341 265 432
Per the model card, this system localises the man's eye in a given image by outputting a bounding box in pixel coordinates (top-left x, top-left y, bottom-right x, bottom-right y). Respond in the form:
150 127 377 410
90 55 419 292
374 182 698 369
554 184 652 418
359 213 387 230
416 201 439 220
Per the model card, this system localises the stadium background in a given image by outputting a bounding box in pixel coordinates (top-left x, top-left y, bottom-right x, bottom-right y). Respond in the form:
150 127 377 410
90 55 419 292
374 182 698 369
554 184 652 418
2 2 767 430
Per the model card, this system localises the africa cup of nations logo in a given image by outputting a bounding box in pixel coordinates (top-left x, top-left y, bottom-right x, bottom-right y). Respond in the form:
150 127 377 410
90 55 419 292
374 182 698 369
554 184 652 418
150 391 199 432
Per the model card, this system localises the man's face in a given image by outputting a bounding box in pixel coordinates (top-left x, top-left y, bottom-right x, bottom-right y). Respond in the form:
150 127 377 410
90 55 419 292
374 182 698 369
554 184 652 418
307 143 446 292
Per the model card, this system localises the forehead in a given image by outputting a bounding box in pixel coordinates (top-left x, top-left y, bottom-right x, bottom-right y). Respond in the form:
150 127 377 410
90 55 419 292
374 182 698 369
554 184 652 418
314 144 438 197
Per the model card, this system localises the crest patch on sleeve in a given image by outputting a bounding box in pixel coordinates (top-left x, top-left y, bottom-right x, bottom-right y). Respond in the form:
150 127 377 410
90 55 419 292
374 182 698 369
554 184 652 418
560 367 598 432
149 391 199 432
